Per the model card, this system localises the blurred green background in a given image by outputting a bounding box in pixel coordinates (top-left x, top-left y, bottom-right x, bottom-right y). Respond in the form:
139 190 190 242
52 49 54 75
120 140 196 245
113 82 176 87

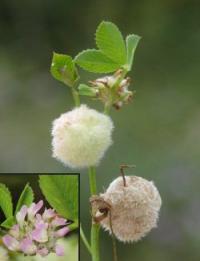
0 0 200 260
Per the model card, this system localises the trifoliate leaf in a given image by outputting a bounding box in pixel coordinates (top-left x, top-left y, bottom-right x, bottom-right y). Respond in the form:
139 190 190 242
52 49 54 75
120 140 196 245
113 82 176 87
0 183 13 219
15 183 34 215
78 84 97 97
126 34 141 71
95 21 127 65
1 216 15 229
51 52 79 87
39 175 79 223
75 49 120 73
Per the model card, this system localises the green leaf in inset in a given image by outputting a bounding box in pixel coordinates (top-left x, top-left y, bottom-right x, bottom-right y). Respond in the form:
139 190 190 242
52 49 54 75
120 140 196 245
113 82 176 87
15 183 34 215
0 184 13 219
51 52 79 87
126 34 141 71
39 175 78 222
95 21 127 65
75 49 120 73
1 216 15 229
78 84 97 97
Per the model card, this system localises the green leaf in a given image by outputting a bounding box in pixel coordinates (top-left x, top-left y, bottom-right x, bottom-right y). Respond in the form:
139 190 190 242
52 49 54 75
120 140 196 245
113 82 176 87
78 84 97 97
50 52 79 87
1 216 16 229
15 183 34 215
75 49 120 73
39 175 78 222
126 34 141 71
95 21 127 65
0 184 13 219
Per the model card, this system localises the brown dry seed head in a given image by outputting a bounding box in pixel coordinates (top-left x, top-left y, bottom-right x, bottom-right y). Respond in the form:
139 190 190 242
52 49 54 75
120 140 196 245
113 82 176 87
100 176 162 243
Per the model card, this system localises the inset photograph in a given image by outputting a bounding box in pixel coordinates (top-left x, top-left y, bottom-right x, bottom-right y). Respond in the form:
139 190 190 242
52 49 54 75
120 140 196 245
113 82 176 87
0 174 79 261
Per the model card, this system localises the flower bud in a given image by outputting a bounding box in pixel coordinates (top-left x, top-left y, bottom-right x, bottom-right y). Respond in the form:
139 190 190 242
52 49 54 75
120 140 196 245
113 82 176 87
89 70 134 110
99 176 162 242
55 227 70 237
28 200 43 220
9 225 20 239
52 105 114 168
43 208 56 220
16 206 27 227
20 238 37 255
2 235 20 251
51 217 67 227
55 244 65 256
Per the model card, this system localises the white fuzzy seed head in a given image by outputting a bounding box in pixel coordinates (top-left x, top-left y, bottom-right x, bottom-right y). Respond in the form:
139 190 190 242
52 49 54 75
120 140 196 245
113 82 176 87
100 176 162 242
52 105 114 169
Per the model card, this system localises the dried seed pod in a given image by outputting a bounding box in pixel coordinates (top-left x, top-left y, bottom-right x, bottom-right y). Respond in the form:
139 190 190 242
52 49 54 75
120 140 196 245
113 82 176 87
99 176 162 242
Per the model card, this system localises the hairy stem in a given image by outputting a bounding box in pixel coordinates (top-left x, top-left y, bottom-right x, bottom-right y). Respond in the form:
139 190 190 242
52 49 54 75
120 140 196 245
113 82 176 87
104 103 111 115
80 224 92 254
89 166 100 261
72 88 80 107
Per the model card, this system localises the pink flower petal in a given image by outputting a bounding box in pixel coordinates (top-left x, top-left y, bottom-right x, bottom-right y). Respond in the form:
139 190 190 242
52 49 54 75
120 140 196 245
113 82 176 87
35 213 42 221
37 247 49 257
32 222 48 243
55 226 70 237
16 205 28 227
51 217 67 227
2 235 20 251
9 224 20 239
55 244 64 256
20 238 37 255
43 208 56 220
28 200 43 219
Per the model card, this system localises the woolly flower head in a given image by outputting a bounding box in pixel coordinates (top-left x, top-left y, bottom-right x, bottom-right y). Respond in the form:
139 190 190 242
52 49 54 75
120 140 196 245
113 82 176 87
0 246 9 261
52 105 114 169
99 176 162 242
2 200 69 257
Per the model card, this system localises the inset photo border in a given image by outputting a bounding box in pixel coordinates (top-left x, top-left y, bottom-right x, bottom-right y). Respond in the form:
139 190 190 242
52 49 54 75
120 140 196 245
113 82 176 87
0 173 80 261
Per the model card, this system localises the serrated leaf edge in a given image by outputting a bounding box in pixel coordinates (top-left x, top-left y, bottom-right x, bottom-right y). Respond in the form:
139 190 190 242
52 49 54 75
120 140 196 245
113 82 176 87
74 49 120 73
126 34 141 71
95 20 127 65
0 183 13 218
15 183 34 215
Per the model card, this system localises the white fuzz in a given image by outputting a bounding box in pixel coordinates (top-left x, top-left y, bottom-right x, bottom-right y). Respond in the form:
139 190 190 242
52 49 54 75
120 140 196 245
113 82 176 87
100 176 162 242
52 105 114 169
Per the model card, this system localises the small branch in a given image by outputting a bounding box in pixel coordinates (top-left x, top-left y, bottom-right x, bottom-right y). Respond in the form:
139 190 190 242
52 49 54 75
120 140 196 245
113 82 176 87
104 103 111 115
80 224 92 255
120 164 136 187
71 88 80 107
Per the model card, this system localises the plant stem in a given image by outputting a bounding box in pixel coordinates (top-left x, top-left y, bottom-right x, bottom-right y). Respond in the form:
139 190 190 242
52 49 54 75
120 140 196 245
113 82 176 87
89 166 100 261
80 224 92 254
72 88 80 107
104 103 111 115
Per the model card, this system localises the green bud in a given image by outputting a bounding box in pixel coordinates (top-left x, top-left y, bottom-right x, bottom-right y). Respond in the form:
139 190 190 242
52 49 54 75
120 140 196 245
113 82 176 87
78 84 98 97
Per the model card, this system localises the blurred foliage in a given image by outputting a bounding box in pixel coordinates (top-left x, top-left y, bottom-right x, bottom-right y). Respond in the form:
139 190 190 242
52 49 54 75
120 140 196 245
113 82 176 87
0 0 200 260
